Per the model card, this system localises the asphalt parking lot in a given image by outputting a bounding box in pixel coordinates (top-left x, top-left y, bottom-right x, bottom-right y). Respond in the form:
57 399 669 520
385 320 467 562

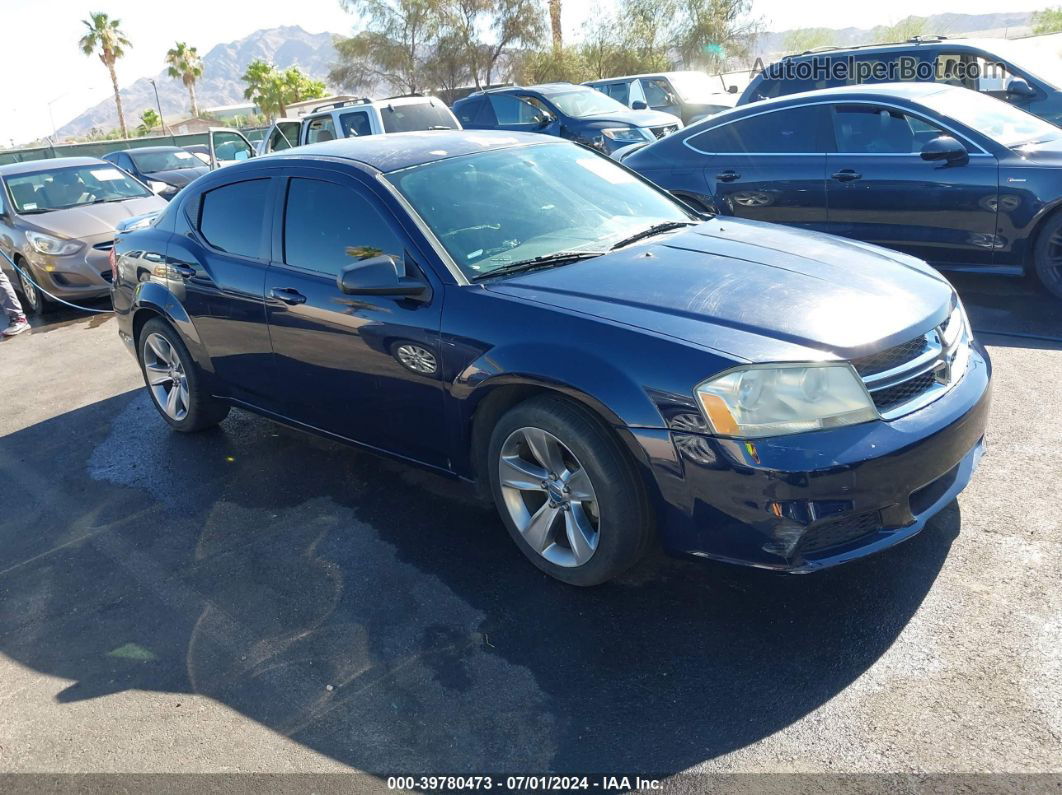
0 273 1059 784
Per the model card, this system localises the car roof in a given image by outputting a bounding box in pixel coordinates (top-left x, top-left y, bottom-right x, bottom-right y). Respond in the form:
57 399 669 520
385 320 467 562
586 70 704 83
0 156 107 176
780 37 999 60
732 81 954 112
260 129 557 173
304 95 449 119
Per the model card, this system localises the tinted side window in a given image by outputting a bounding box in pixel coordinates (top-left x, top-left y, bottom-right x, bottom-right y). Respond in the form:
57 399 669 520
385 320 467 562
283 178 402 277
381 103 458 133
474 98 499 126
604 82 630 104
456 98 483 125
488 94 540 125
340 110 372 137
643 79 674 107
198 178 270 258
688 106 829 153
832 105 946 153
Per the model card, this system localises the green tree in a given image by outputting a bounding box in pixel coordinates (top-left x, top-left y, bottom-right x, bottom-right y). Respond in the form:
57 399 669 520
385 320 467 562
138 108 160 135
672 0 760 71
783 27 837 55
1032 7 1062 34
165 42 204 117
330 0 443 95
242 60 324 119
439 0 545 87
874 15 930 43
79 11 132 139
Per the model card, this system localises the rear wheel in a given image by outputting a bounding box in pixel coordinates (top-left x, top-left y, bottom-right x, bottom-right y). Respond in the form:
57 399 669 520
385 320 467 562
488 395 653 586
138 318 229 432
1033 212 1062 300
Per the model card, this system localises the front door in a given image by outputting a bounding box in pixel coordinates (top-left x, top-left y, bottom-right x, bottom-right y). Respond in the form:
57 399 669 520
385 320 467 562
263 171 447 467
824 103 999 267
690 104 831 230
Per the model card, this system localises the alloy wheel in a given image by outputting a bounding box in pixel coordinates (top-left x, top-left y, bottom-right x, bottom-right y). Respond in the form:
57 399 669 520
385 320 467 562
142 332 190 422
498 426 600 568
1046 228 1062 281
18 271 40 312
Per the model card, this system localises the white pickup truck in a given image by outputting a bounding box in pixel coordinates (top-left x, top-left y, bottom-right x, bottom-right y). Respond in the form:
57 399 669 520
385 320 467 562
256 95 461 155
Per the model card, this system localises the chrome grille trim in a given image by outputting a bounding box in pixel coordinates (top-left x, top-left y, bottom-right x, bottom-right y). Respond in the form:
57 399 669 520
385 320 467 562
852 303 971 420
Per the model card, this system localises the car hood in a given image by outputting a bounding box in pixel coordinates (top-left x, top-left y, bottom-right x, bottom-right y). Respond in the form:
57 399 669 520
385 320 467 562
24 195 168 241
484 218 954 362
575 108 682 128
143 166 209 187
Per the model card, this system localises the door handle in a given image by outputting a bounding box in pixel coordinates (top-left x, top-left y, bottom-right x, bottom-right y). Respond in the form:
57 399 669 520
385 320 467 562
170 263 195 279
716 170 741 182
270 287 307 305
832 169 862 182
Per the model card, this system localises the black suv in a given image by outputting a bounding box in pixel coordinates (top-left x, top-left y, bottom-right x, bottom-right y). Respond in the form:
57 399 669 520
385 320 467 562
452 83 682 154
740 36 1062 126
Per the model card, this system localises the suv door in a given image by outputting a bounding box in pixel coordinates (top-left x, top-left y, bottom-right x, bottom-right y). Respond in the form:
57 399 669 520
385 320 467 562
685 104 831 230
262 121 302 154
263 170 447 466
824 102 999 267
486 93 554 133
208 129 256 168
339 109 373 137
640 78 682 118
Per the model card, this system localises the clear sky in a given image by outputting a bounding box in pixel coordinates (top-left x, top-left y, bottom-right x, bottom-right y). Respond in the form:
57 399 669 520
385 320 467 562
0 0 1037 145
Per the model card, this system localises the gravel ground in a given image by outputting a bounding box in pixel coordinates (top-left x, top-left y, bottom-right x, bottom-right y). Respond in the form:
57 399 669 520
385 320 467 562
0 275 1058 790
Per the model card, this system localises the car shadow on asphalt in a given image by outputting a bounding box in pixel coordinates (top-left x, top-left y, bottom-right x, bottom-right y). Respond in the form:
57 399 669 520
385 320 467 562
949 273 1062 350
0 388 961 776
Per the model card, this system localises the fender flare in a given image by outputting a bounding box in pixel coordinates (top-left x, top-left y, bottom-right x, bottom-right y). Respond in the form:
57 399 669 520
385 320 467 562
130 281 213 373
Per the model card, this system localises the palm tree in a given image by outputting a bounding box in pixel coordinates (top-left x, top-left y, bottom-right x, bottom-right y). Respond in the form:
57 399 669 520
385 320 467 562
79 12 132 138
165 42 203 118
549 0 562 50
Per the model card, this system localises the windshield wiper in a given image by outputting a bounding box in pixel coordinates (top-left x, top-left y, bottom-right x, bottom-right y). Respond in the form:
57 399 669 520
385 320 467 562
470 251 605 281
609 221 696 251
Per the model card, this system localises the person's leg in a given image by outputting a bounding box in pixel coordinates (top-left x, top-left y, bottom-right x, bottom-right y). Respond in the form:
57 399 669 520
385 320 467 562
0 267 29 335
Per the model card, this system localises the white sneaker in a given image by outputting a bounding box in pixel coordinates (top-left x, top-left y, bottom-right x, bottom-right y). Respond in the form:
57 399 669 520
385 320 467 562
2 319 30 336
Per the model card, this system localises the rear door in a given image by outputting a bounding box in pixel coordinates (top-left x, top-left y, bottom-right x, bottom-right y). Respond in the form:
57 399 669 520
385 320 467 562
486 93 552 133
687 104 831 230
261 121 302 154
263 169 447 466
208 129 255 168
164 176 279 405
824 102 999 267
339 109 373 137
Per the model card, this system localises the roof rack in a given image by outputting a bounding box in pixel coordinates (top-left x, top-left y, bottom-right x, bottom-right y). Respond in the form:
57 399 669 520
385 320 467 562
468 84 523 97
311 97 372 113
908 35 948 43
382 92 425 100
790 35 951 58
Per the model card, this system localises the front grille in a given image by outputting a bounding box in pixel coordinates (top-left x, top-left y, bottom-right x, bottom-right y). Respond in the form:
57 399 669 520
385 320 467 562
650 124 678 139
870 369 938 413
852 336 929 377
800 510 882 555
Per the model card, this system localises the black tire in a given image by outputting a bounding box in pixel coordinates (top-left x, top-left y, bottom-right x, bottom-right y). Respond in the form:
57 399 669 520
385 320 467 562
487 394 654 586
138 317 229 432
1033 212 1062 300
13 259 49 316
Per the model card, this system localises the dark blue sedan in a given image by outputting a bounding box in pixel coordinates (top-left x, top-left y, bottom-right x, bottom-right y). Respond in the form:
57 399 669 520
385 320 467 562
110 131 990 585
620 82 1062 299
453 83 682 154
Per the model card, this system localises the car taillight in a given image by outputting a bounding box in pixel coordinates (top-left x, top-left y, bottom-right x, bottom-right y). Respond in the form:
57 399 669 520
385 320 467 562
109 246 118 282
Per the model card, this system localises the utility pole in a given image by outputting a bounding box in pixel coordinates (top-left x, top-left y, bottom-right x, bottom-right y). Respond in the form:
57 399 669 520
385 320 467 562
149 79 171 139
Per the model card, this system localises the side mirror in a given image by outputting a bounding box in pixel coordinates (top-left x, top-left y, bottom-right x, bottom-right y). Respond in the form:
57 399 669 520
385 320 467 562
1006 77 1036 98
631 100 648 110
727 85 739 94
337 255 431 301
920 135 969 166
533 114 552 128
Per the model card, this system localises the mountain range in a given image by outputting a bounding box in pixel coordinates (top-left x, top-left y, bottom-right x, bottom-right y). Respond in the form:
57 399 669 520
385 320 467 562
56 26 341 138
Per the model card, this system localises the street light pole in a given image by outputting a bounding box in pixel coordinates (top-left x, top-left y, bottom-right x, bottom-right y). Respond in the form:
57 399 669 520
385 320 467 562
149 79 170 139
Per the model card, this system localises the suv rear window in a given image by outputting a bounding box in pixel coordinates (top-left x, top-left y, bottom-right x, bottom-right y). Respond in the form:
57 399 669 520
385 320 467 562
381 102 458 133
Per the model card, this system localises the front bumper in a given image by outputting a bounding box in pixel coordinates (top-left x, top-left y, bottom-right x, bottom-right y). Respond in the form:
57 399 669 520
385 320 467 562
22 238 114 300
633 341 992 571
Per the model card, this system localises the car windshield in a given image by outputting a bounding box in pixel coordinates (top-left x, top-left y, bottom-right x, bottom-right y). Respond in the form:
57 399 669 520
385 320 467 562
386 142 693 279
668 72 723 101
929 88 1061 147
381 102 460 133
5 164 152 214
546 89 630 118
129 149 202 172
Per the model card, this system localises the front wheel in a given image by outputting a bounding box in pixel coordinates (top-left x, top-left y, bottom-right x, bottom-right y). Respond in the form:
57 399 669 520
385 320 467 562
14 261 47 316
488 395 653 586
1033 212 1062 300
138 318 229 432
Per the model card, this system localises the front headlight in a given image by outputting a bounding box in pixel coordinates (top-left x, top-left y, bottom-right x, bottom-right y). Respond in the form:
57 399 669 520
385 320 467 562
601 126 653 143
147 180 173 194
695 363 879 438
25 231 82 257
943 296 972 379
